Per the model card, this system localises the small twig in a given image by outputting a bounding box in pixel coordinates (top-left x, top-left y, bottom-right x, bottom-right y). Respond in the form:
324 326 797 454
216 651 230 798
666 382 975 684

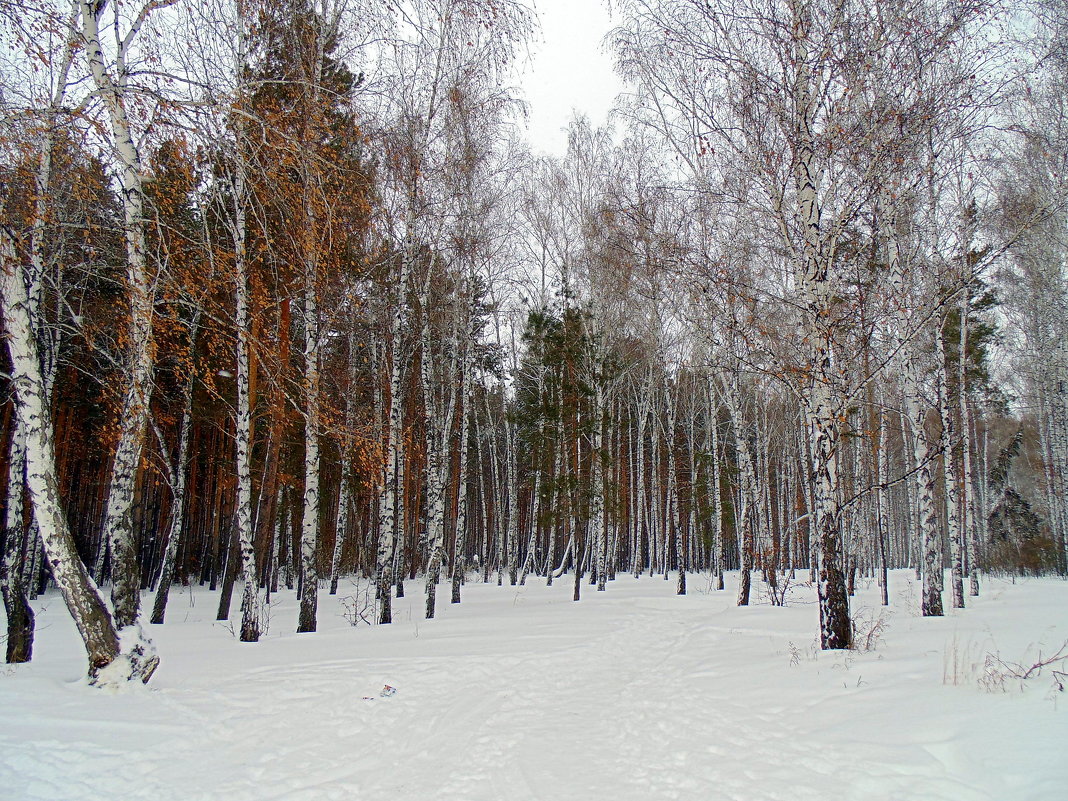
994 640 1068 680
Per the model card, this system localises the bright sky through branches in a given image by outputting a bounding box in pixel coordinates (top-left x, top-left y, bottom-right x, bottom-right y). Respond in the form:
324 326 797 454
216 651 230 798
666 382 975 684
522 0 619 156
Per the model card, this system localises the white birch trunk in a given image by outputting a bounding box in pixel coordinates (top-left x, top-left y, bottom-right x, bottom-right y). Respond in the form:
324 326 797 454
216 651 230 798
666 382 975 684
904 359 944 616
876 409 889 607
790 2 850 648
2 420 34 662
2 228 157 683
297 237 321 632
634 377 651 578
591 378 608 592
662 374 684 595
82 0 164 630
421 337 450 616
232 149 263 640
709 380 724 591
505 416 520 586
377 246 411 624
451 321 475 605
723 372 755 606
937 325 965 609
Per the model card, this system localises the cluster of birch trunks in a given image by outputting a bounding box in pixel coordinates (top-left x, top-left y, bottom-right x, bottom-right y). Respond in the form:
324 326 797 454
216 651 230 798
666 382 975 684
3 0 1068 684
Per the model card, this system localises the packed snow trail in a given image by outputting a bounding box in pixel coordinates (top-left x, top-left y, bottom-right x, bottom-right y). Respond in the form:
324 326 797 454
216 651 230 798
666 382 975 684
2 572 1066 800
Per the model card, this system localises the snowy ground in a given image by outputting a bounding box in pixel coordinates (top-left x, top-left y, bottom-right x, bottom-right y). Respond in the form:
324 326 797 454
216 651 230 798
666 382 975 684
2 570 1066 801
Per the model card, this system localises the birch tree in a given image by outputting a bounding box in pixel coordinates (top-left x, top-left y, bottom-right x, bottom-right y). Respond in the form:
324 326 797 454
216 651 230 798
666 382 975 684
2 221 158 683
0 0 83 662
616 0 1006 645
79 0 176 631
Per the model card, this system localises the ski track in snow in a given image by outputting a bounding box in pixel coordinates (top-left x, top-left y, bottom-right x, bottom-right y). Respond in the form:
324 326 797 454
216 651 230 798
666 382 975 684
2 571 1067 801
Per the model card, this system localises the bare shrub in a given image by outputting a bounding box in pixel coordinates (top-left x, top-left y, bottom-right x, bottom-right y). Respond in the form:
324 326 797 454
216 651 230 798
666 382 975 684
341 579 377 626
944 637 1068 693
851 608 889 652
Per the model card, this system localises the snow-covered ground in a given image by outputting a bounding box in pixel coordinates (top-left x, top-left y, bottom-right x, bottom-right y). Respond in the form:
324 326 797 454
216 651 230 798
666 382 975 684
2 570 1066 801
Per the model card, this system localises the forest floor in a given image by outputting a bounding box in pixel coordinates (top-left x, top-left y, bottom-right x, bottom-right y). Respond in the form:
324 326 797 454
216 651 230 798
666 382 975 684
2 569 1067 801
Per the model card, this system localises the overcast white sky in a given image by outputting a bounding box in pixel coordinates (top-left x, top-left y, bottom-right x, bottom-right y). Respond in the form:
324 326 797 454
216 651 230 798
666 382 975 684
520 1 620 156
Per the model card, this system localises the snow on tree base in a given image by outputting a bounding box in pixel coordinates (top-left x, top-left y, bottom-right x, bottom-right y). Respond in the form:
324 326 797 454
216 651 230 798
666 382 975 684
89 623 159 688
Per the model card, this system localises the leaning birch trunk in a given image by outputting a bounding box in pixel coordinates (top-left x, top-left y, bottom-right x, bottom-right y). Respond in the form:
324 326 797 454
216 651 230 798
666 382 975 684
329 469 352 596
28 4 77 396
2 229 157 683
5 5 81 650
6 3 81 630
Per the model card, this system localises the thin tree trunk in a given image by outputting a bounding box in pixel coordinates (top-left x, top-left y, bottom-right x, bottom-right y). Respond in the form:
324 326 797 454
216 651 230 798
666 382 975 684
724 372 754 606
82 0 158 632
377 246 411 624
451 328 475 605
592 377 608 592
937 325 965 610
150 334 196 624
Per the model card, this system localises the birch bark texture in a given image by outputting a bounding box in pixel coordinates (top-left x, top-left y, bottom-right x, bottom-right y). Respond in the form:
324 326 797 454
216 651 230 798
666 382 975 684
2 227 157 684
80 0 170 631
